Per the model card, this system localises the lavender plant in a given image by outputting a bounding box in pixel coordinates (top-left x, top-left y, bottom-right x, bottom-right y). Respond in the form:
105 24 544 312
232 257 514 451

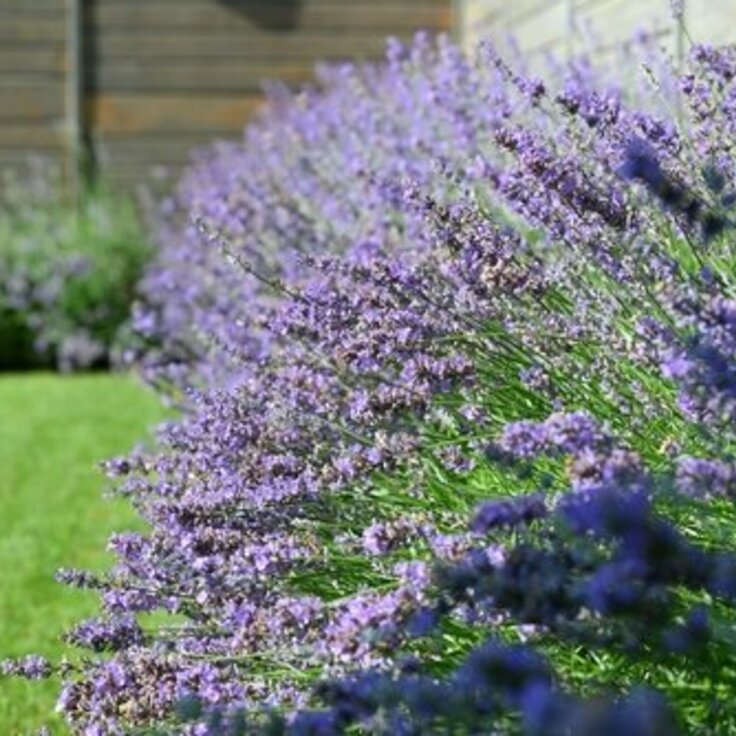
6 33 736 735
165 416 736 734
128 32 673 393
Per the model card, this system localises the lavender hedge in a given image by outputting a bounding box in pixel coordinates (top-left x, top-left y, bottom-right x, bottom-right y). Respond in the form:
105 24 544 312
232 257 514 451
6 34 736 734
127 33 668 392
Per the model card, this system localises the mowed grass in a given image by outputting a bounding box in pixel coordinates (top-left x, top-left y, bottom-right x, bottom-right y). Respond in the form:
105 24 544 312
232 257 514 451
0 373 166 734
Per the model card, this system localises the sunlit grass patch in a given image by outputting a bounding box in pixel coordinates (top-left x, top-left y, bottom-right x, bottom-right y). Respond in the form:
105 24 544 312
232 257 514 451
0 373 165 733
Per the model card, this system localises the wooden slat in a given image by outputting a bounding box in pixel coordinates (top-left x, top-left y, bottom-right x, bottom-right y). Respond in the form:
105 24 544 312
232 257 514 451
88 32 420 61
0 18 65 43
0 0 67 182
97 154 200 187
94 131 233 151
91 2 450 31
91 61 317 93
0 149 64 170
93 130 236 146
105 168 189 190
0 84 64 121
0 125 65 149
89 93 264 134
0 8 65 19
0 0 64 10
92 0 444 8
95 139 224 168
0 48 65 73
0 72 65 87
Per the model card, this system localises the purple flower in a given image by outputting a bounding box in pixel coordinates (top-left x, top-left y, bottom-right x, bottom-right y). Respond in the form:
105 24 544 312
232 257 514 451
64 616 144 652
471 492 548 534
583 558 652 614
662 606 710 654
676 456 736 499
560 487 651 538
1 655 52 680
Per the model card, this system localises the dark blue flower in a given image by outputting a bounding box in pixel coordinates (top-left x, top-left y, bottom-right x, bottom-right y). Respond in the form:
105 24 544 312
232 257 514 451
560 487 650 538
583 558 650 614
471 492 548 534
662 606 710 654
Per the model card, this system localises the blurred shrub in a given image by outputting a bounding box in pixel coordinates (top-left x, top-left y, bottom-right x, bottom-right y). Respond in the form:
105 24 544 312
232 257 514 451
0 163 152 371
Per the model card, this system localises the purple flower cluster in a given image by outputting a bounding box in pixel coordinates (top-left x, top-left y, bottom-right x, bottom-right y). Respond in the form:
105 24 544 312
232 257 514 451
63 615 144 652
129 31 676 392
8 33 736 734
181 420 728 733
652 294 736 429
676 455 736 499
0 655 52 680
185 642 679 735
471 492 548 533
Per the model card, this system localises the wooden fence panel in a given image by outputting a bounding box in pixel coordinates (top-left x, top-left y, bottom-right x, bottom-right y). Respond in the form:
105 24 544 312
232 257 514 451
0 0 67 178
0 48 65 74
0 0 453 189
0 83 65 121
93 2 451 33
88 94 264 134
84 0 453 186
7 1 735 190
88 33 409 61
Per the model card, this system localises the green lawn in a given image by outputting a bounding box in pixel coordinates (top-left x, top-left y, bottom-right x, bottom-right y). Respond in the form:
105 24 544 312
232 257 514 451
0 373 166 734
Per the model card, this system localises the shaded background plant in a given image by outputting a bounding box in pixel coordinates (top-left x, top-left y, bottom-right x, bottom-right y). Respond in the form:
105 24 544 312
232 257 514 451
0 162 152 372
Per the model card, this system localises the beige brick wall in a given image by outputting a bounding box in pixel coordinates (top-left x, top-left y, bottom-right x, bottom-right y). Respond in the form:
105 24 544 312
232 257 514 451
460 0 735 63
